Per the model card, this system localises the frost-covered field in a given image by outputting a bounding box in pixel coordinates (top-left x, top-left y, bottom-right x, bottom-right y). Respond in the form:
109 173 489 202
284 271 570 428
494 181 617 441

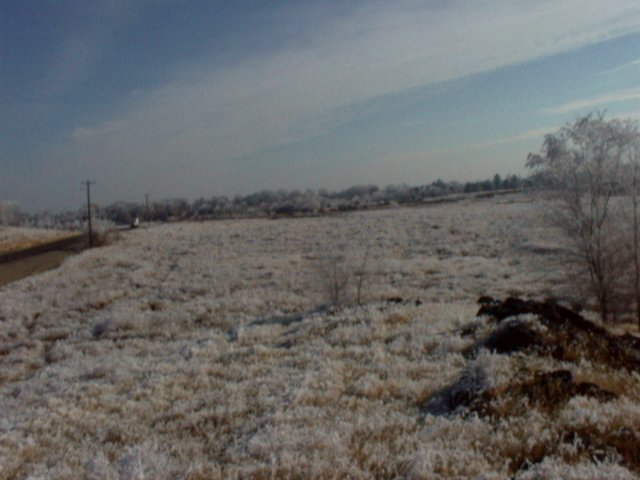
0 227 77 255
1 194 639 479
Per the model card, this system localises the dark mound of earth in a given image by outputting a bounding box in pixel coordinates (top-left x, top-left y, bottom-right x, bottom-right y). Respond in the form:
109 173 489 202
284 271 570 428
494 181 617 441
476 296 640 371
421 296 640 474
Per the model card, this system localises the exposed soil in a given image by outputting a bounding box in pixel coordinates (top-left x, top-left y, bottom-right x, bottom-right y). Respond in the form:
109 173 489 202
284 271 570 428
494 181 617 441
423 297 640 475
477 297 640 371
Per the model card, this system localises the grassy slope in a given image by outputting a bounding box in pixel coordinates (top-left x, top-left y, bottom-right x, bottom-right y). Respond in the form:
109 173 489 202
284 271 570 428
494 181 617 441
0 194 638 479
0 227 78 255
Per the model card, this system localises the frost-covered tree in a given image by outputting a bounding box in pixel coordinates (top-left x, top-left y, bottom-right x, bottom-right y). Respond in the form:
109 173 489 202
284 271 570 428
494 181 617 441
0 201 21 226
624 135 640 326
527 112 640 322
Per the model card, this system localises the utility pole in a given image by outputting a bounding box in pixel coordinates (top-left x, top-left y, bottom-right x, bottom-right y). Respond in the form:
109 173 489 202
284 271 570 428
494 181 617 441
145 193 150 222
83 180 95 247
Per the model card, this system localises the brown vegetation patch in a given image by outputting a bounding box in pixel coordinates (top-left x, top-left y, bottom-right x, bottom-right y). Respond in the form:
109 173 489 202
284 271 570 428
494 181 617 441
477 297 640 371
562 427 640 472
35 328 70 342
427 298 631 417
421 367 616 420
384 312 412 325
474 370 616 418
499 424 640 476
0 340 37 357
0 231 77 255
422 296 640 475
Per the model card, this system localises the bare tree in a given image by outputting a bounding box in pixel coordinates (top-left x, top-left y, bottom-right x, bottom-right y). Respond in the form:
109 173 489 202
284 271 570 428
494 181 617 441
315 220 374 307
354 243 371 305
318 253 351 306
527 112 639 322
626 138 640 327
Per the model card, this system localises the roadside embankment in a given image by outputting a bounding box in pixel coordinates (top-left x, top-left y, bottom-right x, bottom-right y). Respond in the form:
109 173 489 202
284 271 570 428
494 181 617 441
0 233 84 286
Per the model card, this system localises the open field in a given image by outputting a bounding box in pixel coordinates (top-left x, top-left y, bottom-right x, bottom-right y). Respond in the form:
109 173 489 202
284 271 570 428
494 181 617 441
0 227 80 256
1 193 639 479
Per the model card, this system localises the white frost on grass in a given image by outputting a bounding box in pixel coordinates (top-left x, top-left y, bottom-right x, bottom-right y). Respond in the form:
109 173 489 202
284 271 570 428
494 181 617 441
515 458 638 480
0 194 638 478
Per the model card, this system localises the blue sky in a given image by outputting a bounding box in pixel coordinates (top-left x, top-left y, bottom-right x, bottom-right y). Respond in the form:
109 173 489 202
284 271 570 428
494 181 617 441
2 1 640 212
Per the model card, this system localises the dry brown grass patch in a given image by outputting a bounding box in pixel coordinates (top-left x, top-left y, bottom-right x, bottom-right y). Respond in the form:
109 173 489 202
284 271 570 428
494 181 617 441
384 311 412 325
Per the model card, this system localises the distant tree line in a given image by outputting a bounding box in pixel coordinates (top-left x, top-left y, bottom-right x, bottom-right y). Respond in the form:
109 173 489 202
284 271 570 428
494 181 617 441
8 172 546 230
97 173 543 225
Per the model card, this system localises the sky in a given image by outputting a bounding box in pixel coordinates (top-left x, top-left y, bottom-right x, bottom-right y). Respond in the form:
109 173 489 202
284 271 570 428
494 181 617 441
2 1 640 212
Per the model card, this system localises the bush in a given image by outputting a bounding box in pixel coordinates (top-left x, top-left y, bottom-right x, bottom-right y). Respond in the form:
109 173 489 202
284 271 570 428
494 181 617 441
85 218 117 247
315 241 371 307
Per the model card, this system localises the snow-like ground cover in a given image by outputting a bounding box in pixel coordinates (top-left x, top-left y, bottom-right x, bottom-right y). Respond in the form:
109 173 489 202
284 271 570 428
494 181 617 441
0 227 78 255
1 193 639 479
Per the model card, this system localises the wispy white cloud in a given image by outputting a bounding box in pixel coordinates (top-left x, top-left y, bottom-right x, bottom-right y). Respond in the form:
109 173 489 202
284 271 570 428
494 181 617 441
613 110 640 121
73 1 640 150
404 126 554 159
360 127 552 186
541 87 640 114
465 127 556 150
600 58 640 75
28 0 640 208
